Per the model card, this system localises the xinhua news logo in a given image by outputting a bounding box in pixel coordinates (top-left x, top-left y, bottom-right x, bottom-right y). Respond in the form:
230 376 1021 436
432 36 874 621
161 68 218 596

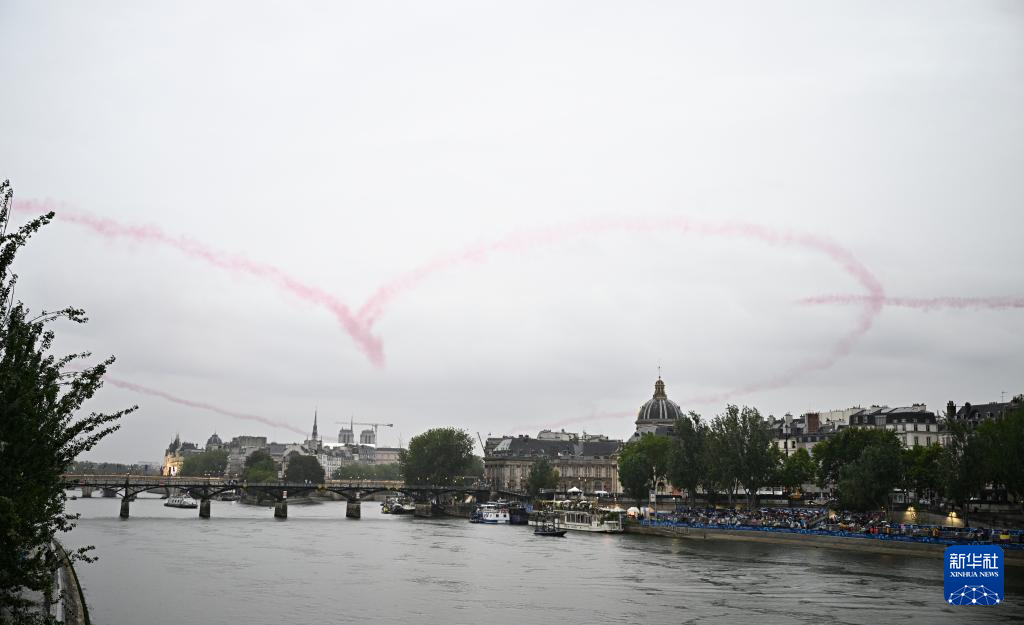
944 545 1004 606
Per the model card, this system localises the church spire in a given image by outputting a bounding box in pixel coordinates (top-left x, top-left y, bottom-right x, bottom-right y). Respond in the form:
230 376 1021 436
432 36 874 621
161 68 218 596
312 408 319 439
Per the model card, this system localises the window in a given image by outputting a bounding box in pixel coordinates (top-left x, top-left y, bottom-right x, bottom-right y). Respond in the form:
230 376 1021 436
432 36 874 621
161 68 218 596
914 436 919 446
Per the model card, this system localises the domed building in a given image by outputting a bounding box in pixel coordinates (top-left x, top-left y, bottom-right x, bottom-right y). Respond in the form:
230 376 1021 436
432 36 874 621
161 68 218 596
631 377 683 441
206 432 223 451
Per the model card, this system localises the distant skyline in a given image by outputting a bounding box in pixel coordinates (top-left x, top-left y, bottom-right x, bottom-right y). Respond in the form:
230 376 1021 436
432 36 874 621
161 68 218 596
2 1 1022 463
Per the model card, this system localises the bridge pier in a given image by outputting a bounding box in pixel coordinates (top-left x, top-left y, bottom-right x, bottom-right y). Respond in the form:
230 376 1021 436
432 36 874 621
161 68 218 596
119 497 130 519
346 499 361 519
199 499 211 519
274 501 287 520
414 502 433 518
80 486 93 498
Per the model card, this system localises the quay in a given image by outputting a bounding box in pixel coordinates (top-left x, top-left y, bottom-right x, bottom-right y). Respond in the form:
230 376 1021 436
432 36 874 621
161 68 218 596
626 522 1024 566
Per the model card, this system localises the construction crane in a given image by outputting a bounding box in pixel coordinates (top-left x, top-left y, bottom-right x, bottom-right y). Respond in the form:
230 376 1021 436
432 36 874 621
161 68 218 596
335 419 394 444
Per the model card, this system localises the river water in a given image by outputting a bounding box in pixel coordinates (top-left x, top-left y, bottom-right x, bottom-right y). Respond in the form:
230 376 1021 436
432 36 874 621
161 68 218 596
65 496 1023 625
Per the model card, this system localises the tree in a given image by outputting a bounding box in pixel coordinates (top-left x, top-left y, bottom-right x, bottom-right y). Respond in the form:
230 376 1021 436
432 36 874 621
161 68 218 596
813 427 901 489
734 406 782 507
0 180 134 619
778 448 815 495
837 442 903 512
284 452 325 483
901 443 942 503
618 450 651 505
467 455 485 477
242 449 277 482
616 435 673 505
940 420 986 527
526 458 560 496
812 427 902 511
332 463 402 481
399 428 475 486
179 449 229 477
974 404 1024 505
667 412 708 503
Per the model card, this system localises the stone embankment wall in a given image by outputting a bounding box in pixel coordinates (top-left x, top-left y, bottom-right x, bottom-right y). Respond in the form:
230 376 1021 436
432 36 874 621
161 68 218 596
625 524 1024 567
53 540 89 625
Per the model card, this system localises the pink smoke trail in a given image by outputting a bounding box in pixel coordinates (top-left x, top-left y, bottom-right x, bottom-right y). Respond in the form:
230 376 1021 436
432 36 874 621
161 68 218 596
104 376 306 435
799 294 1024 310
360 215 887 405
11 199 383 365
15 199 890 406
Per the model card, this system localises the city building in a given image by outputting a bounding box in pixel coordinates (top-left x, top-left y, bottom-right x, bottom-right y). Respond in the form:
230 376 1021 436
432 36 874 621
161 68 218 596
848 404 940 448
771 403 943 454
205 432 223 451
482 376 686 493
948 395 1023 430
161 434 200 476
484 433 622 493
631 377 684 440
770 412 844 456
305 411 322 452
374 447 402 464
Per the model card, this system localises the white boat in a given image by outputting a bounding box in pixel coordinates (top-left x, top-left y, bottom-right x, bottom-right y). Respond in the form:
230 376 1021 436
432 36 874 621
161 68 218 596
473 502 511 524
531 507 624 533
164 495 198 508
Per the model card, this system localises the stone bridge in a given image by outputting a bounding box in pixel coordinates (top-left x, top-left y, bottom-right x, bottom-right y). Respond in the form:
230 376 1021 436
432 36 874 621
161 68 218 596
63 474 529 520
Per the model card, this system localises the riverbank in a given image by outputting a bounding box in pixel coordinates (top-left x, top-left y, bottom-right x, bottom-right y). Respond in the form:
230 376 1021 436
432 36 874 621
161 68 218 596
626 523 1024 566
53 540 89 625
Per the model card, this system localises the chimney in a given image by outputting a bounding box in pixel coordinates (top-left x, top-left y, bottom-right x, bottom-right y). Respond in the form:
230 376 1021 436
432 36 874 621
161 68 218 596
806 413 820 434
946 401 956 420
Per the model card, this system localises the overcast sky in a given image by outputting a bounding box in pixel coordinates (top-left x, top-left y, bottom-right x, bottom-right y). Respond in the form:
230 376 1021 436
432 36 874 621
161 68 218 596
2 1 1022 463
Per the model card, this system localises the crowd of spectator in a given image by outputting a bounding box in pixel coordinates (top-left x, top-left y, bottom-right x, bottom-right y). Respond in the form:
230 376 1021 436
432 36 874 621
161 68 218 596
641 505 1024 546
655 506 823 529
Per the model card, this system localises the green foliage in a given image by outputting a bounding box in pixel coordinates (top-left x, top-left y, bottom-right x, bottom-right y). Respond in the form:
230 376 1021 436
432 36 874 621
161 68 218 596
179 449 229 477
284 453 325 483
974 403 1024 503
778 448 815 492
526 458 560 496
736 406 782 505
467 455 485 477
0 180 134 616
704 405 781 505
618 450 651 504
399 428 475 486
617 435 673 504
69 460 160 475
667 412 708 500
242 449 277 482
332 463 402 480
901 443 942 502
837 440 903 511
813 427 901 487
939 420 986 525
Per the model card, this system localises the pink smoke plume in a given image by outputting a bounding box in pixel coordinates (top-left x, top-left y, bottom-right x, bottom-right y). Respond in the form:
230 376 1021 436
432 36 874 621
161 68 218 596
16 198 1019 431
14 200 896 407
359 215 887 405
11 199 383 365
799 294 1024 310
104 376 306 435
